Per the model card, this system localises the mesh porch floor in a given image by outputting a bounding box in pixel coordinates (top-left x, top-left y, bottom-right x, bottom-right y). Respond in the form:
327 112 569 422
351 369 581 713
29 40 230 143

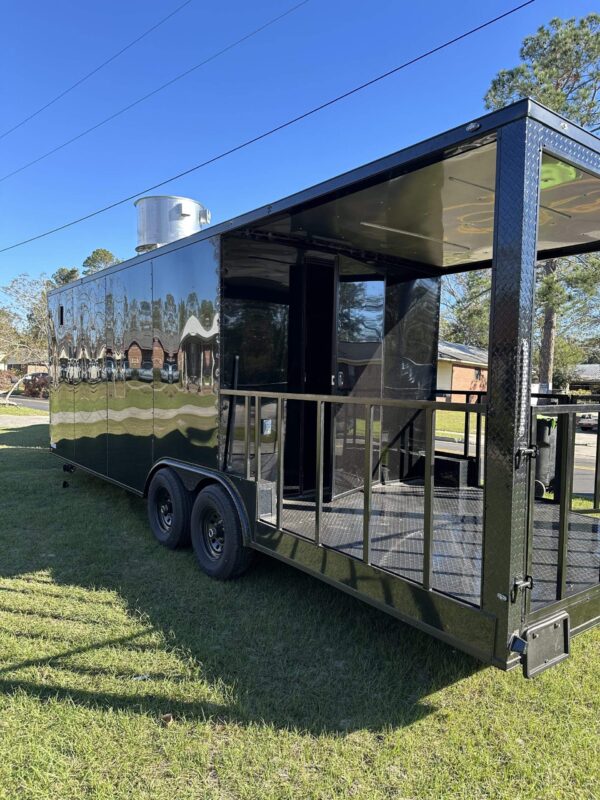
261 483 599 609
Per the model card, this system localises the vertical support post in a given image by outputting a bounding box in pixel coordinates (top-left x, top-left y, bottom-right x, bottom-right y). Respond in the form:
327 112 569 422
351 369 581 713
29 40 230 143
463 396 471 459
315 400 324 545
594 418 600 509
254 395 261 484
244 395 251 479
362 404 373 564
423 407 435 590
475 396 483 488
481 119 540 660
556 412 575 599
276 397 284 530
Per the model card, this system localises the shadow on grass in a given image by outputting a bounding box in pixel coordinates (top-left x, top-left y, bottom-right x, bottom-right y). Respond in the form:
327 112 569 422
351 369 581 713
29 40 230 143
0 422 482 733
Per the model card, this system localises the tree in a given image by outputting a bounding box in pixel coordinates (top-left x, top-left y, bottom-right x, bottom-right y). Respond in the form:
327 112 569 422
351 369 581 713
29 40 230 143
0 274 50 365
441 270 490 349
82 248 120 276
52 267 80 285
484 15 600 129
443 15 600 387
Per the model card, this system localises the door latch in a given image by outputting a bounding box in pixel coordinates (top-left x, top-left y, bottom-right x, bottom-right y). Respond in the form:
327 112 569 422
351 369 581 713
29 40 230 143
511 575 533 603
516 445 537 468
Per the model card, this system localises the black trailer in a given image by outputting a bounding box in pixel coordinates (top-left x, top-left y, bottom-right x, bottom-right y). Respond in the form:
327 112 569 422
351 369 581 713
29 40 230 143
47 99 600 676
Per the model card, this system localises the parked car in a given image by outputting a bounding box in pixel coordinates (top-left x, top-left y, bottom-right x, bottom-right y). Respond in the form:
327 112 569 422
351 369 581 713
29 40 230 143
138 361 154 382
160 362 180 384
578 413 598 431
102 358 115 381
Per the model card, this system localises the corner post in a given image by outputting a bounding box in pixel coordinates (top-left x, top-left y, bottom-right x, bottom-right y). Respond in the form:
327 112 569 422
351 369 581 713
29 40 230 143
482 116 540 661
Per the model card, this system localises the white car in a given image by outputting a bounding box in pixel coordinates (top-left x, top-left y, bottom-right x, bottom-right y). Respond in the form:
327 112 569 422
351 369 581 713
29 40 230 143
138 361 154 382
160 363 180 384
578 413 597 431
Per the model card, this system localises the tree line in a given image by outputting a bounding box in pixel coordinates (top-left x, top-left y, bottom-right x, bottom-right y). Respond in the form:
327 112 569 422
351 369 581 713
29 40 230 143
0 248 119 367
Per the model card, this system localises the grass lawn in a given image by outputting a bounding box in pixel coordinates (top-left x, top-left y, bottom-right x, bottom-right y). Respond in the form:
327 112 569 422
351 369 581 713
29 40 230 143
0 421 598 799
0 404 48 416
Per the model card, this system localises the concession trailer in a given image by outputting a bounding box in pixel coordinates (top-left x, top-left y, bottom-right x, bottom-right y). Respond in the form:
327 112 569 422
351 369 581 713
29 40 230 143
47 99 600 676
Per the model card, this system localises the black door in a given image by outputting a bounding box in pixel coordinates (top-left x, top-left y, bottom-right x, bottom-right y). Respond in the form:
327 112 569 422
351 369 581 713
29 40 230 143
284 256 336 496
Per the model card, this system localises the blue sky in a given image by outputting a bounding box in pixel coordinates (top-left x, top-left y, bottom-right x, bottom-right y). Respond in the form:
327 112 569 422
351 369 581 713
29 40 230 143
0 0 596 282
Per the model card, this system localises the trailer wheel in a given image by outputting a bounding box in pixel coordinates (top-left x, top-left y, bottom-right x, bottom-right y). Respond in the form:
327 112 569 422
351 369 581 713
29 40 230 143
147 469 191 549
190 485 253 579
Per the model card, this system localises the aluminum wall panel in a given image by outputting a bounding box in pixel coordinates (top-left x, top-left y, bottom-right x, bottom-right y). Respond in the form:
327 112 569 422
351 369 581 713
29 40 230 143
49 288 75 460
152 237 220 469
73 278 107 474
106 262 153 491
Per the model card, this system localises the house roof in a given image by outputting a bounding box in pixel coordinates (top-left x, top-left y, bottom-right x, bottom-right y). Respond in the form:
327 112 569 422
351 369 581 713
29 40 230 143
438 340 488 367
573 363 600 382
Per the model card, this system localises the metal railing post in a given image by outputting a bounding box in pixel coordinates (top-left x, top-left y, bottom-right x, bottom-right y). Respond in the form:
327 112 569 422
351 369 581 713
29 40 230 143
244 395 251 479
423 407 435 590
315 400 324 545
557 412 575 600
276 397 284 530
594 419 600 509
475 395 483 487
362 404 373 564
463 394 471 459
254 395 261 484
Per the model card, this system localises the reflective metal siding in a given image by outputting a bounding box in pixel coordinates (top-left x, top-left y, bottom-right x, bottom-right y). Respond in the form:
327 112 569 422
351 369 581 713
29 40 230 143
49 288 75 459
106 261 153 491
73 278 107 474
152 236 220 468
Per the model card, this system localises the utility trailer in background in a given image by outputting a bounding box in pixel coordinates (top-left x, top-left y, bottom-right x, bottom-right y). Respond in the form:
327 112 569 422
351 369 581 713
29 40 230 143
47 99 600 677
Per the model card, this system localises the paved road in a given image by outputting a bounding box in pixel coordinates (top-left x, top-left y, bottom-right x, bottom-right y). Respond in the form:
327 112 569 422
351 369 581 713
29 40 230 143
11 396 49 411
438 433 597 497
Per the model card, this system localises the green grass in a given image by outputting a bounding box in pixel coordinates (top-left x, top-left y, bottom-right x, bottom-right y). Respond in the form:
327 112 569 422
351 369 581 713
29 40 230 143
0 404 48 416
0 421 598 799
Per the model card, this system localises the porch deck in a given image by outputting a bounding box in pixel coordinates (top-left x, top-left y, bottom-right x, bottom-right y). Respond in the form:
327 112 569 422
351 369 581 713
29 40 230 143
262 483 600 609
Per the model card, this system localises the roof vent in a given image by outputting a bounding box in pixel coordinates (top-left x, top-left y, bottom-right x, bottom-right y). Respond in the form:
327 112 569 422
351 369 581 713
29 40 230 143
134 195 211 253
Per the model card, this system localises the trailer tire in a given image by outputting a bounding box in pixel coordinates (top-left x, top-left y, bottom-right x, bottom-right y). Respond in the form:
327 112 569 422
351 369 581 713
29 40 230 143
190 484 253 579
147 468 191 549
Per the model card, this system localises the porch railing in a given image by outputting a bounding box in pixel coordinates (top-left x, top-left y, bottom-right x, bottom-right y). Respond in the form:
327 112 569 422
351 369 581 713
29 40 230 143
221 389 487 593
529 403 600 606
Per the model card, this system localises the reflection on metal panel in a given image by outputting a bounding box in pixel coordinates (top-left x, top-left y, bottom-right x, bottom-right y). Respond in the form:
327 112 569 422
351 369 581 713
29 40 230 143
106 261 153 490
152 237 220 468
73 278 107 475
538 154 600 254
49 288 75 460
256 140 498 269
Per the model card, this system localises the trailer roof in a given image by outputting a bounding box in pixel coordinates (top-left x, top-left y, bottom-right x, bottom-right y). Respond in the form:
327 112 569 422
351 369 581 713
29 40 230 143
49 98 600 295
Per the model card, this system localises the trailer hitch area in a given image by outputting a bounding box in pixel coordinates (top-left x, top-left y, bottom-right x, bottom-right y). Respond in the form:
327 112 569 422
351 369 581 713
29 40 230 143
511 613 570 678
515 445 537 469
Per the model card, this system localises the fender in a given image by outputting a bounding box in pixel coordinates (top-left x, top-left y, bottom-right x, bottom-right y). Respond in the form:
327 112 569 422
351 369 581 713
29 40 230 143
146 458 252 545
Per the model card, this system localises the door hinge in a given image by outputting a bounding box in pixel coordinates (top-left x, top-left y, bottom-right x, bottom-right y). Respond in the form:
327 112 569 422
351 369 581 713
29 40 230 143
511 575 533 603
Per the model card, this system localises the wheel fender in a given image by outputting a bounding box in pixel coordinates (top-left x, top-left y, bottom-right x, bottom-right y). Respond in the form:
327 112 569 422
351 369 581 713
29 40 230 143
145 460 252 546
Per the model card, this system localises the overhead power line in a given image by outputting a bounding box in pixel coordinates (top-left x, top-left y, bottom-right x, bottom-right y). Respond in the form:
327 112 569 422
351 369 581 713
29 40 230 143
0 0 310 184
0 0 535 256
0 0 195 142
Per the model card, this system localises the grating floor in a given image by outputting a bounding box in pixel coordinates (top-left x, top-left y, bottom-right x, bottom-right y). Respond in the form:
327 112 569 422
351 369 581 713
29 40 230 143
261 483 599 609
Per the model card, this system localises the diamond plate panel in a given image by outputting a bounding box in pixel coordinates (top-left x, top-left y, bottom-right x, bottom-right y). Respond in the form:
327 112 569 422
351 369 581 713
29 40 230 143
483 117 600 662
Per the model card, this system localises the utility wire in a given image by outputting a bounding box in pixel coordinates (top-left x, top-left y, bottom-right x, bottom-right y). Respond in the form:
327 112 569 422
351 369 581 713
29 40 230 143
0 0 310 184
0 0 196 142
0 0 535 255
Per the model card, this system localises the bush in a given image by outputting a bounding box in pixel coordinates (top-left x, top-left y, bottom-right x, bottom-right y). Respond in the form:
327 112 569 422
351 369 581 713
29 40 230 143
22 374 49 398
0 370 17 392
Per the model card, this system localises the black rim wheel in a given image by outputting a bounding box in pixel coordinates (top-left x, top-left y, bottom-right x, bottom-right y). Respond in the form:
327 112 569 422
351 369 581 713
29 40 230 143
202 509 225 560
156 487 174 533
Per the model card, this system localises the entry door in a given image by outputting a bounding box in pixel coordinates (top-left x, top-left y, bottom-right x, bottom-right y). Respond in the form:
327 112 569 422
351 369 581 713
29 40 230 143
331 274 385 498
283 257 336 496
